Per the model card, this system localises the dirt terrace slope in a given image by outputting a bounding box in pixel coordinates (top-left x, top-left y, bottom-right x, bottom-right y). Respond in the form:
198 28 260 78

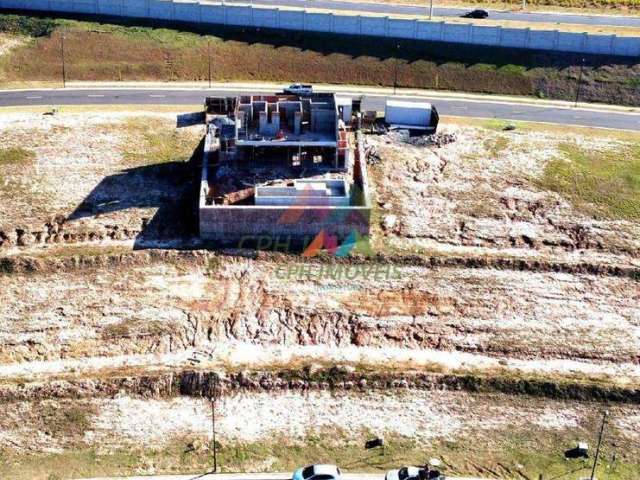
1 110 640 479
0 109 203 248
1 252 638 366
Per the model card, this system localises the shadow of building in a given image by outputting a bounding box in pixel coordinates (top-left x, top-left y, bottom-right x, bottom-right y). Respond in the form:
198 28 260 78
67 137 204 249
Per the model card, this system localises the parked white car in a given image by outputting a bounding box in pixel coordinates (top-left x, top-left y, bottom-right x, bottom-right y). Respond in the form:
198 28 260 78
283 83 314 95
385 466 422 480
292 464 342 480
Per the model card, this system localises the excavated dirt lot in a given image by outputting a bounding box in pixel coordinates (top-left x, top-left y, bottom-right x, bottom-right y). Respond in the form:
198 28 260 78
1 256 639 367
1 109 640 479
0 108 202 248
366 123 640 267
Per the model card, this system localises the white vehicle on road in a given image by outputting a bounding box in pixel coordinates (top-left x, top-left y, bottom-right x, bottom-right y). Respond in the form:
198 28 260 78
283 83 314 95
292 464 342 480
384 466 422 480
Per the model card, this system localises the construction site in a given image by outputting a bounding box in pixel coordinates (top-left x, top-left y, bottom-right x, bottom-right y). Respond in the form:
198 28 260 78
0 91 639 480
197 92 370 245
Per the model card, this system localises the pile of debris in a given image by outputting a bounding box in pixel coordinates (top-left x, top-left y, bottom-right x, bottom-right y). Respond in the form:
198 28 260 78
364 131 457 166
387 130 458 148
406 132 458 148
364 142 382 166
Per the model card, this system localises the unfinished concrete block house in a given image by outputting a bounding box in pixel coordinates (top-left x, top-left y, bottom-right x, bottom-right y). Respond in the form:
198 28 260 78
199 91 371 246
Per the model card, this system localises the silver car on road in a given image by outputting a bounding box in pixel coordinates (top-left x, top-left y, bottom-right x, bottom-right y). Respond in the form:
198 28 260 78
384 466 422 480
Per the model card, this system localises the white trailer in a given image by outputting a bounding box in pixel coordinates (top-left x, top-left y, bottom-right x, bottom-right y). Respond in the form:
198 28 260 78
385 100 439 132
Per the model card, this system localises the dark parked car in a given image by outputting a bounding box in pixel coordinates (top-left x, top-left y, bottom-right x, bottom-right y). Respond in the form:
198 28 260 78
461 9 489 18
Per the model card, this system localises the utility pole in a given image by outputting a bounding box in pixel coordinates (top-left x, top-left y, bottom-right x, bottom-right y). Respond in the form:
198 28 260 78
207 39 212 89
429 0 434 20
590 410 608 480
522 0 526 10
210 377 218 473
60 33 66 88
574 57 586 108
393 43 400 95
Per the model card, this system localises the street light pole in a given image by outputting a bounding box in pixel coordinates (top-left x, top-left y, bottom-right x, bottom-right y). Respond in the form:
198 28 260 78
60 33 66 88
207 39 212 89
393 43 400 95
210 377 218 473
574 57 586 108
590 411 608 480
429 0 434 20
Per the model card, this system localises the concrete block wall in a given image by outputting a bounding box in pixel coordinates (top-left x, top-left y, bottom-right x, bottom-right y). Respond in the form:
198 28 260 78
558 31 584 53
360 16 386 37
388 18 416 39
25 0 48 10
614 36 640 56
2 0 639 57
332 15 355 35
443 23 471 44
415 21 442 41
149 0 172 20
225 5 251 26
471 25 500 46
279 10 303 30
304 12 332 33
123 0 143 17
528 30 558 50
253 7 277 28
174 1 200 23
198 125 371 244
201 3 223 24
586 34 615 55
501 28 529 49
199 205 370 244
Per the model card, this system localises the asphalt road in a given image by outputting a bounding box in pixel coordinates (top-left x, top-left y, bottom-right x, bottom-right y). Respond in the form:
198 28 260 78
1 88 639 131
221 0 640 28
80 472 485 480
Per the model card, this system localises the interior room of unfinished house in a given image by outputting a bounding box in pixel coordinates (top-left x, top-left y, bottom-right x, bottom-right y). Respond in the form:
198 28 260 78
204 93 356 208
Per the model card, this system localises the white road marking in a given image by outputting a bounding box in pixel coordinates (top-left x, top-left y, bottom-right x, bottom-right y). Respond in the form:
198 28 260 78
149 94 166 98
26 96 42 99
87 94 105 98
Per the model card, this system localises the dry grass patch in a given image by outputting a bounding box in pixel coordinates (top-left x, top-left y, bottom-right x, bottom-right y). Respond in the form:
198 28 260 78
0 147 34 166
538 142 640 220
119 118 201 166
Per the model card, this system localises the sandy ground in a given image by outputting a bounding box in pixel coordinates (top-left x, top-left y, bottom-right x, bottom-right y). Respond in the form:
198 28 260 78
1 389 639 456
1 111 640 478
367 124 640 266
0 110 202 240
1 257 638 381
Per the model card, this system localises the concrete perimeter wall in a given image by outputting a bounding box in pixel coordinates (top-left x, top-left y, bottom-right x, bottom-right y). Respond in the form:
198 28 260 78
199 204 370 245
198 128 371 245
2 0 639 57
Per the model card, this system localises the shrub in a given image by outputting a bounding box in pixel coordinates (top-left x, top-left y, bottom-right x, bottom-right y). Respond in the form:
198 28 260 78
0 14 56 37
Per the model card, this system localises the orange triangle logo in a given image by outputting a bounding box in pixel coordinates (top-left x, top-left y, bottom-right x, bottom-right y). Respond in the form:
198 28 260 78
302 231 324 257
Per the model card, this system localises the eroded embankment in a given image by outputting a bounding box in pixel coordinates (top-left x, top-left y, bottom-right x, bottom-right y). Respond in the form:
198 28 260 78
2 247 639 279
2 368 639 404
1 249 639 366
